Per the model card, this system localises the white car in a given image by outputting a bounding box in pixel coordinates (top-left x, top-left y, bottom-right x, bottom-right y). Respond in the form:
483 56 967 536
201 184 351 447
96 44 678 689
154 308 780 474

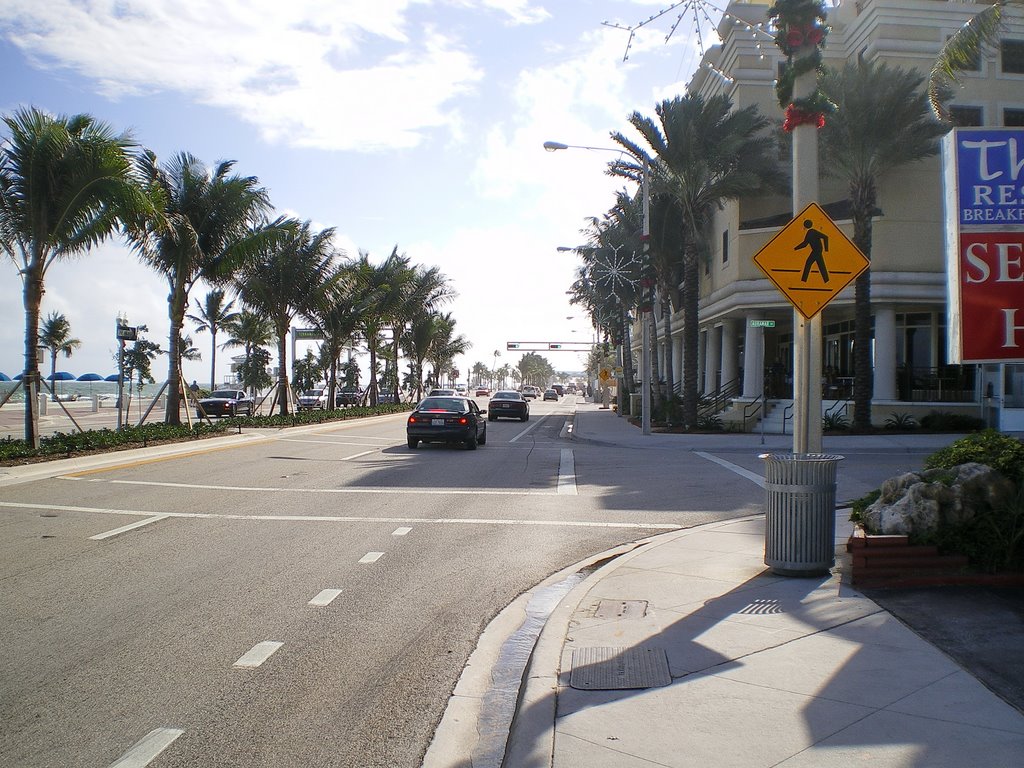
521 385 541 400
297 388 328 410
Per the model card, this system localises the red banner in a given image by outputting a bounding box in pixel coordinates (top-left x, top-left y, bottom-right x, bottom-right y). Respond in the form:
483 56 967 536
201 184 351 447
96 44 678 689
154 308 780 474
958 233 1024 360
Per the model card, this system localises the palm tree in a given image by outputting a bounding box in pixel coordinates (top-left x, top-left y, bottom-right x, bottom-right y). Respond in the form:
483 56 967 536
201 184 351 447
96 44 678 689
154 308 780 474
928 2 1013 118
305 263 364 407
187 288 239 390
38 312 81 392
235 219 340 415
222 309 275 397
819 61 948 429
612 94 782 429
391 263 455 397
0 106 143 445
130 150 274 424
426 313 471 391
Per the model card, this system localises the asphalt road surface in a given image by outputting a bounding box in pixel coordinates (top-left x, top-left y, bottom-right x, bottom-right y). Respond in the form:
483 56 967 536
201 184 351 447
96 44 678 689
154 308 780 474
1 398 774 768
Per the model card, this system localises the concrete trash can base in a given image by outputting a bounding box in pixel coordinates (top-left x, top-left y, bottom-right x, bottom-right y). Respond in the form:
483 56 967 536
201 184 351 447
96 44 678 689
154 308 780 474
760 453 844 576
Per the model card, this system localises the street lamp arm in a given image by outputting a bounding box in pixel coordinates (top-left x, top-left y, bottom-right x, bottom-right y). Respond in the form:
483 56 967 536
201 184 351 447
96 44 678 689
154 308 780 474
543 141 623 155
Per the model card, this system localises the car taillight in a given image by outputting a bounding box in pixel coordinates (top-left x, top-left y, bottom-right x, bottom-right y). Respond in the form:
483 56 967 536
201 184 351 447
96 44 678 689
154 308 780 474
408 416 417 424
458 417 468 424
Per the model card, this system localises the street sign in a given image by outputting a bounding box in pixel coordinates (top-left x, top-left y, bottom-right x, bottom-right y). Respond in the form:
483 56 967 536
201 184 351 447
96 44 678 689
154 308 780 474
598 368 611 383
753 202 869 319
748 319 776 328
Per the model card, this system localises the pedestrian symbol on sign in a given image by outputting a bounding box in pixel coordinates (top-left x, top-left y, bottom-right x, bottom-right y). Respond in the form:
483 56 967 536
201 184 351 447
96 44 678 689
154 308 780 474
752 202 869 319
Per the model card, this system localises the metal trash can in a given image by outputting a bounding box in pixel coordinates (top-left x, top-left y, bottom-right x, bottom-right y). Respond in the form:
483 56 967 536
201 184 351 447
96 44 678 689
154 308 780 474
760 453 844 576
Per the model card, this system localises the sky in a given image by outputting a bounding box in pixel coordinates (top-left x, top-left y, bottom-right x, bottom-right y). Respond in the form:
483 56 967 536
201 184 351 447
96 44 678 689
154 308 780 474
0 0 724 387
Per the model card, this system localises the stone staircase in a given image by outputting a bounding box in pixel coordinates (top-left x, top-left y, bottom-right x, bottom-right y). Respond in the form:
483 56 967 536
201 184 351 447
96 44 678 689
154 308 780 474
721 398 851 434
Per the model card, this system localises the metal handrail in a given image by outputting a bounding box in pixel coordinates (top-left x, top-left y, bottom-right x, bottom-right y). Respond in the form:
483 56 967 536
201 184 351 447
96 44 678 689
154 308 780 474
742 394 766 432
824 399 850 419
781 401 794 435
697 377 741 419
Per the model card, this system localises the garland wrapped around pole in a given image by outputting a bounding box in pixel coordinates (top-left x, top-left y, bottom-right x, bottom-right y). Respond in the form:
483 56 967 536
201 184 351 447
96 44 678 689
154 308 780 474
768 0 835 131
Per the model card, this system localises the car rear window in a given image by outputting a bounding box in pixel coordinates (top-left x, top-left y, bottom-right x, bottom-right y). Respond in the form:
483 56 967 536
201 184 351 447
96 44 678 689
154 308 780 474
492 392 520 400
209 390 237 399
419 397 465 411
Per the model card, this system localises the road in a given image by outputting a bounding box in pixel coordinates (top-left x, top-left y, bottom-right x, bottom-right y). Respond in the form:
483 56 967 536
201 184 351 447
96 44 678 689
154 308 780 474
0 395 951 767
0 396 773 768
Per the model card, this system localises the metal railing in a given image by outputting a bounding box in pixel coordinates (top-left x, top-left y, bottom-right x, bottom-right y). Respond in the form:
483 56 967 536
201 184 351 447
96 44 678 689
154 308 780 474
897 365 976 403
697 377 741 420
781 401 794 435
742 394 766 432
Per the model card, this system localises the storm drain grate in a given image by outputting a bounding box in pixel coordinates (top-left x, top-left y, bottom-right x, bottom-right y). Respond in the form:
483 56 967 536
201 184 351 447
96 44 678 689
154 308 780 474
569 646 671 690
594 599 648 619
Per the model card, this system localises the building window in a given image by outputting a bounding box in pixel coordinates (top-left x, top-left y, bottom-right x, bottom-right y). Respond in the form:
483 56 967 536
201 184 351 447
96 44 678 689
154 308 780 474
1004 108 1024 126
1001 39 1024 74
950 105 983 126
721 230 729 264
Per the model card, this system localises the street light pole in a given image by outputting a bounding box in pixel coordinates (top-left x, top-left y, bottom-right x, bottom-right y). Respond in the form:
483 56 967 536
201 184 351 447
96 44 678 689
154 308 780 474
544 140 651 436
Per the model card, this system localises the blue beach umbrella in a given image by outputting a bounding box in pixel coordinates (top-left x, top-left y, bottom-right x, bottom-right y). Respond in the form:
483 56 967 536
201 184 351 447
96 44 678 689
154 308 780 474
0 372 11 382
104 374 121 382
13 373 24 380
47 371 76 381
77 373 104 382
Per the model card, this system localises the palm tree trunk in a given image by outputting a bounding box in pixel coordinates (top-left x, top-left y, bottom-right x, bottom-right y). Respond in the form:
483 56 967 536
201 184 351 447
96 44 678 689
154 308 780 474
209 329 217 391
367 330 379 406
681 249 700 429
648 303 662 411
165 278 187 425
619 308 635 415
276 320 290 416
22 264 44 447
662 294 675 397
852 185 875 430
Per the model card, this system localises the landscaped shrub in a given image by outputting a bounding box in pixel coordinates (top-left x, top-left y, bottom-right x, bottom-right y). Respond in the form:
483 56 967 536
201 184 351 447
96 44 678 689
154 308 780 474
919 410 985 432
924 429 1024 485
884 412 917 430
823 412 849 431
695 413 724 431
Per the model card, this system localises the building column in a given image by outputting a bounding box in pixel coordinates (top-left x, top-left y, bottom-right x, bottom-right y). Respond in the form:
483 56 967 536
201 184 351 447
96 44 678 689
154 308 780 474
743 316 765 398
874 305 897 400
721 319 739 389
698 328 707 394
673 334 684 394
704 324 721 394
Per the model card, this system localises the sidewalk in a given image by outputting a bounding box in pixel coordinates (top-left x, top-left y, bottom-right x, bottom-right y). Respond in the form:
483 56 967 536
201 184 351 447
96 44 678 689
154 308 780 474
503 403 1024 768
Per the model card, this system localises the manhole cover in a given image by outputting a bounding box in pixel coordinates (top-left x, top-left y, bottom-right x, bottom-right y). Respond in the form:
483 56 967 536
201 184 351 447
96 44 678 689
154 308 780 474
569 647 671 690
594 600 648 619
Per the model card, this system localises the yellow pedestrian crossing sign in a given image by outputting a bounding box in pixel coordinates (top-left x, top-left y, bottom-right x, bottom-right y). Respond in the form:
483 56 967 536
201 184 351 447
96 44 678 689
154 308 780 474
753 202 869 319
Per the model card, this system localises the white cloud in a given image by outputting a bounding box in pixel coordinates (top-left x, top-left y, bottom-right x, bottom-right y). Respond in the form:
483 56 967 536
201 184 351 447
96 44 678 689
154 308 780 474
0 0 484 151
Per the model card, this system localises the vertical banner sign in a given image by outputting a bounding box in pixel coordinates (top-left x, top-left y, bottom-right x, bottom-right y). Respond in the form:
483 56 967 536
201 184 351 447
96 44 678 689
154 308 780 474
942 128 1024 362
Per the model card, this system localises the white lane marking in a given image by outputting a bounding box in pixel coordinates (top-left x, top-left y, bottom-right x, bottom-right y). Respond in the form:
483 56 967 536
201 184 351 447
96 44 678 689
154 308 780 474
558 449 577 496
508 415 548 443
66 478 559 496
392 527 412 536
341 449 378 461
309 589 343 607
0 501 681 530
280 437 392 445
89 514 169 540
109 727 184 768
695 451 766 488
233 641 283 668
359 551 384 563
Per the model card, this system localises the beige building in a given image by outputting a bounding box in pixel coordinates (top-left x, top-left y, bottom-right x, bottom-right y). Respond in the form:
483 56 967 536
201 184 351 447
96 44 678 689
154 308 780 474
650 0 1024 430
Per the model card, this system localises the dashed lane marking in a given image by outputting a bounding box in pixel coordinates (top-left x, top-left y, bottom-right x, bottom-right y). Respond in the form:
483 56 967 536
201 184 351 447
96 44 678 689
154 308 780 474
0 500 682 530
233 641 283 668
508 414 549 443
392 527 412 536
359 552 384 563
108 728 184 768
309 589 343 607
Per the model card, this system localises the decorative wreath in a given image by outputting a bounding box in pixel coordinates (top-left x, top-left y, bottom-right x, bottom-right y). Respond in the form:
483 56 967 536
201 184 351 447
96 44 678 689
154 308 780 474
768 0 835 132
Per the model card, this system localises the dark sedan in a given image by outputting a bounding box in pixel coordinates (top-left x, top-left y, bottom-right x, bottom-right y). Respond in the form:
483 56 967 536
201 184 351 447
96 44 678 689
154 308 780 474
197 389 254 418
407 396 487 450
487 390 529 421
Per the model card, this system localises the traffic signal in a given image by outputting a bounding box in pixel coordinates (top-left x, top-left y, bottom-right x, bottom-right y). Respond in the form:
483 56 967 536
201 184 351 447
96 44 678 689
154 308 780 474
548 343 562 349
507 342 520 349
